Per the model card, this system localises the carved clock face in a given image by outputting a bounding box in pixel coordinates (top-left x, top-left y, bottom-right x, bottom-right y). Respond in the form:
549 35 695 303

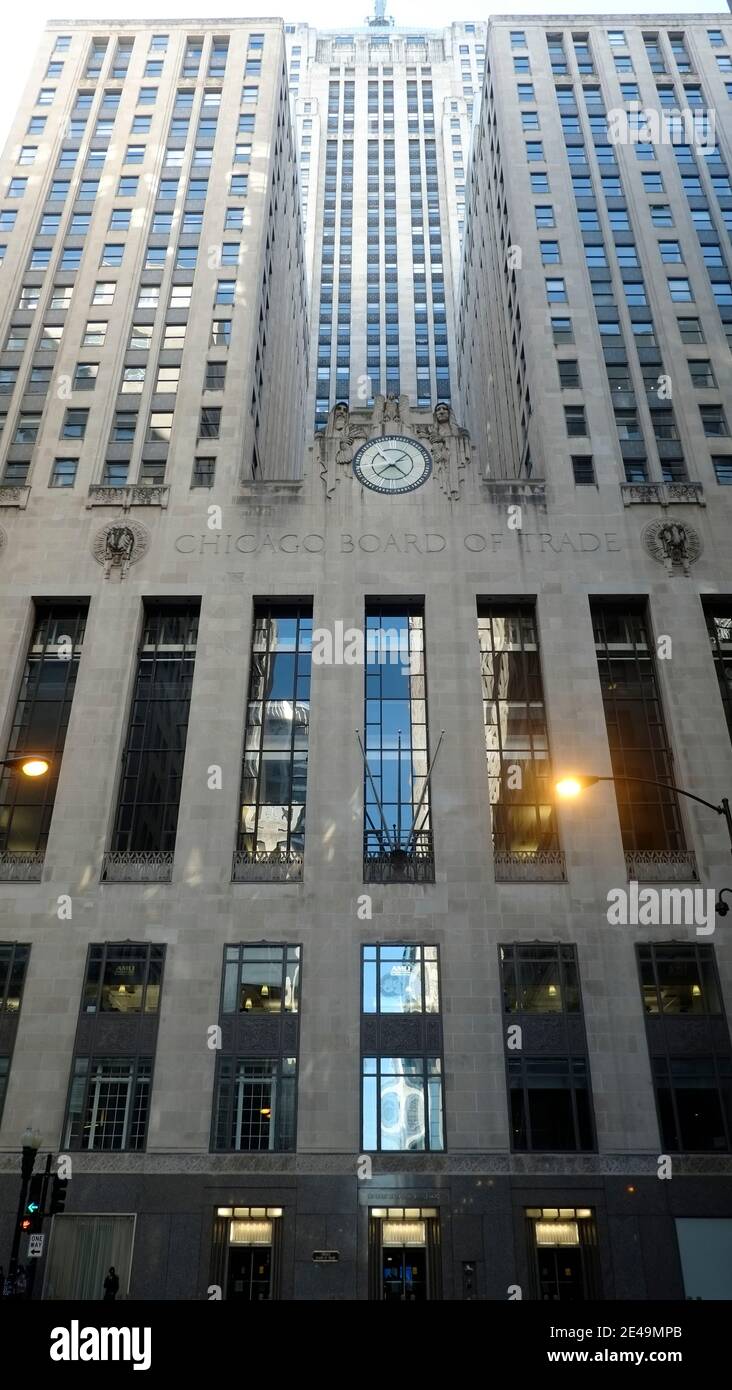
352 435 432 494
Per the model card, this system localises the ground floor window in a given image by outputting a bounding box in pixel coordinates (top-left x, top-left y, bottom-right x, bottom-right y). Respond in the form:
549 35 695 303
525 1206 600 1300
368 1207 442 1301
43 1214 135 1300
676 1218 732 1299
210 1206 283 1300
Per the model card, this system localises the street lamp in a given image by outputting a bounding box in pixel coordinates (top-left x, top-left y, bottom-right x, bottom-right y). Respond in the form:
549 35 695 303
555 773 732 854
4 1128 43 1297
0 755 50 778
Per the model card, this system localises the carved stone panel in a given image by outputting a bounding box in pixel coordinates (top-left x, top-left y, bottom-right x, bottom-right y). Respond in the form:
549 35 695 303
646 1015 727 1057
91 519 151 578
642 518 702 574
233 1015 284 1056
74 1011 160 1057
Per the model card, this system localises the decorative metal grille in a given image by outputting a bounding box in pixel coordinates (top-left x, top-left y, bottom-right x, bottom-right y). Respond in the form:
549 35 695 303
101 851 174 883
363 830 434 884
231 849 303 883
494 850 566 882
624 850 698 882
0 852 45 881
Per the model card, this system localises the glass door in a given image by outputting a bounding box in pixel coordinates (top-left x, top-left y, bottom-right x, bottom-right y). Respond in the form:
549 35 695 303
369 1207 442 1300
382 1245 428 1300
226 1246 272 1301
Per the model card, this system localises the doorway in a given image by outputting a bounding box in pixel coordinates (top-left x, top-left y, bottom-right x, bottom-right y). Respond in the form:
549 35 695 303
209 1206 282 1301
525 1206 600 1300
227 1246 272 1301
369 1207 442 1300
382 1244 428 1300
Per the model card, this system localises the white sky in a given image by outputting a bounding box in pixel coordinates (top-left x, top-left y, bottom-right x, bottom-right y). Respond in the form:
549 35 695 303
0 1 728 149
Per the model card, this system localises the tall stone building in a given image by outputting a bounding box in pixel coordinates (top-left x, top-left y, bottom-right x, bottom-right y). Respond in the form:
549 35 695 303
284 14 487 428
0 13 731 1304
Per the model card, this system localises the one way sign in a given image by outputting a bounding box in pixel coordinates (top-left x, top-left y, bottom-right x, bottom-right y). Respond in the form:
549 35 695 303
28 1233 44 1258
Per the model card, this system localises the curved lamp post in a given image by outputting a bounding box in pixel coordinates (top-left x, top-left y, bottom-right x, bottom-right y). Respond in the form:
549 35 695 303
555 773 732 855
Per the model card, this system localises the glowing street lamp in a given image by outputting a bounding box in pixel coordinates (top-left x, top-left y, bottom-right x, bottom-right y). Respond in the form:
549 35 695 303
0 755 50 778
555 772 732 853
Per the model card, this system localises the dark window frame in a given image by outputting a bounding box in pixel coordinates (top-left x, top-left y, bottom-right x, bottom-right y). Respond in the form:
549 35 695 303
81 942 165 1016
0 605 87 858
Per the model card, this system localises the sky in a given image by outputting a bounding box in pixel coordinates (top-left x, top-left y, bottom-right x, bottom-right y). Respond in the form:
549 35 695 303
0 0 728 149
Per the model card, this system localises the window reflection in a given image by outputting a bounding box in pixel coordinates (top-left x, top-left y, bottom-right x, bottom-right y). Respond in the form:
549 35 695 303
478 605 558 856
362 1056 444 1151
639 945 721 1016
0 943 30 1013
0 605 87 857
362 945 439 1014
501 944 580 1013
223 944 300 1014
238 606 311 860
364 606 429 856
592 604 685 854
83 944 164 1014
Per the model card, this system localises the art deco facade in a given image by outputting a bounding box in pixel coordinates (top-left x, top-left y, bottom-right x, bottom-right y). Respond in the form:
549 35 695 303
284 18 486 428
0 15 731 1304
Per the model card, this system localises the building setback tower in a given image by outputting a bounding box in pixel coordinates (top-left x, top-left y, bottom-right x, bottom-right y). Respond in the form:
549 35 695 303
284 17 486 427
0 15 730 1305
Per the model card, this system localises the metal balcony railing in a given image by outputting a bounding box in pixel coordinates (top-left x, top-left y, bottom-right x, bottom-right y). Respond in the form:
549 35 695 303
494 849 567 882
363 830 435 885
232 848 304 883
624 850 699 882
101 851 174 883
0 852 44 882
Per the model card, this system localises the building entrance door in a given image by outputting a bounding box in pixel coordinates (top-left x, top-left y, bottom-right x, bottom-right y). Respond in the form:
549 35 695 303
382 1244 428 1300
226 1246 272 1301
525 1206 601 1300
209 1207 282 1300
536 1245 584 1300
368 1207 442 1300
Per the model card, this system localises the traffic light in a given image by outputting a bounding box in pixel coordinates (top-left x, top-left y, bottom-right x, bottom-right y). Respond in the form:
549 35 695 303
49 1174 68 1216
22 1174 44 1233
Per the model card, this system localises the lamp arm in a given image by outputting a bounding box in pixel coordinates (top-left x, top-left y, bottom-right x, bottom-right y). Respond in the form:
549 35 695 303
594 775 725 817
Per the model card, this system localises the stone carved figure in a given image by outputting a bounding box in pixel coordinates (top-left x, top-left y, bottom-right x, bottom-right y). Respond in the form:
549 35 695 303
642 518 701 575
104 525 136 577
426 400 467 502
332 401 354 466
318 401 367 497
92 519 150 578
383 394 401 424
658 522 692 574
